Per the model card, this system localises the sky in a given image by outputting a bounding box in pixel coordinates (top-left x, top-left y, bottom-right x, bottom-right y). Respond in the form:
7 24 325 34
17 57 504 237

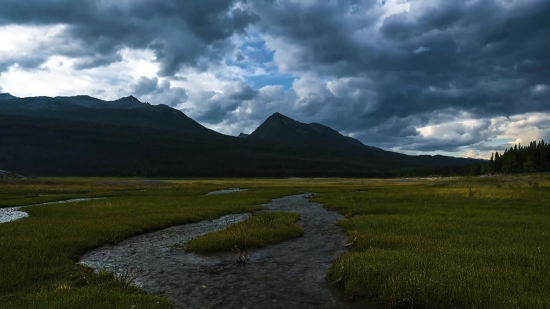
0 0 549 159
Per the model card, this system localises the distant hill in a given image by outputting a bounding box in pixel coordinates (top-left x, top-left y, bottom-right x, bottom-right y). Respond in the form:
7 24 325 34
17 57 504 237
0 94 483 177
0 94 216 135
0 93 18 100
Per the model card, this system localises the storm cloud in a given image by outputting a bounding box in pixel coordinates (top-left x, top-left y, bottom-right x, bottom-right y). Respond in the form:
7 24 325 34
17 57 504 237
253 0 550 120
1 0 549 157
130 76 187 107
0 0 257 75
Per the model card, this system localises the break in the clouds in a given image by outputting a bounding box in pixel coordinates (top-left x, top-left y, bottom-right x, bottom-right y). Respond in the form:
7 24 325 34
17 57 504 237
0 0 549 158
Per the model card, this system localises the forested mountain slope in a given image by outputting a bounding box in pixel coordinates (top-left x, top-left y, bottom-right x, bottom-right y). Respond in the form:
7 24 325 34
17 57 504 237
0 94 482 176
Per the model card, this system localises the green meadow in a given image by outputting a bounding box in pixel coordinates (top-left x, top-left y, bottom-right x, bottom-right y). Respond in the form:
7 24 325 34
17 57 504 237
0 175 549 308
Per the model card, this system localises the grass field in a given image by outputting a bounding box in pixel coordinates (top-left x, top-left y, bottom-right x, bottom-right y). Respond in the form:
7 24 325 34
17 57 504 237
0 180 299 308
1 175 549 308
185 211 303 253
314 175 550 309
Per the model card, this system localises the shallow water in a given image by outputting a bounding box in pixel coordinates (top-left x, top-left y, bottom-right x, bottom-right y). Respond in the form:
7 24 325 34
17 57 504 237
0 208 29 224
206 188 249 195
80 194 367 309
0 198 105 225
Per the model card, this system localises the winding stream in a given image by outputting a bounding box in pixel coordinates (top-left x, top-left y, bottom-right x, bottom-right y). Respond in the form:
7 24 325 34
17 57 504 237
0 198 105 224
79 194 367 309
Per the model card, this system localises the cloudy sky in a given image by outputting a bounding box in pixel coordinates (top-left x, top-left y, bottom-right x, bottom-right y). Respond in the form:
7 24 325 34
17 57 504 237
0 0 549 158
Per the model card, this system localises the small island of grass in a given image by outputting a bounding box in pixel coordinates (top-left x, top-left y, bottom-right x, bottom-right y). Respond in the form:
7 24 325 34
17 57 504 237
185 211 303 253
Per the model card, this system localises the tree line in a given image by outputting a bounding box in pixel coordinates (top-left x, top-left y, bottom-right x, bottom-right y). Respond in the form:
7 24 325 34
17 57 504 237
490 140 550 173
401 140 550 177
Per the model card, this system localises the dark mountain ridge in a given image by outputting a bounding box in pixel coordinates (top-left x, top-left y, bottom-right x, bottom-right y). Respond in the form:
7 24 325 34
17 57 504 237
248 112 382 150
0 93 18 100
0 94 215 135
0 93 482 176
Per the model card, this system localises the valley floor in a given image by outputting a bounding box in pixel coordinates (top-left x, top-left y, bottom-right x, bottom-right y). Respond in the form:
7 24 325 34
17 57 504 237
0 175 549 308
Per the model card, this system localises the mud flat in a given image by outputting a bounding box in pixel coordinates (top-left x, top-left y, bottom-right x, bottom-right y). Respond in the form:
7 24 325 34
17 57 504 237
80 194 367 309
0 198 105 225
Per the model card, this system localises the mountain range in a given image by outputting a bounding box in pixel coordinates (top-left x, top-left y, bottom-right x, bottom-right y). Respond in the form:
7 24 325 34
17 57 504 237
0 93 482 177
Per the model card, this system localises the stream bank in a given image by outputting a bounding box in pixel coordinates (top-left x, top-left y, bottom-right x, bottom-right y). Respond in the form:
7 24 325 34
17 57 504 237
80 194 367 309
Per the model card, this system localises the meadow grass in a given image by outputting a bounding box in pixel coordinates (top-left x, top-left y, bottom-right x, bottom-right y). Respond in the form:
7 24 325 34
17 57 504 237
185 211 303 253
1 175 549 308
313 175 550 309
0 179 300 308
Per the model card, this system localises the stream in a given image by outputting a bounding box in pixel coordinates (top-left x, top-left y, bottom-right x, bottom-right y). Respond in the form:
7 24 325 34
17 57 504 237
0 198 105 224
79 194 367 309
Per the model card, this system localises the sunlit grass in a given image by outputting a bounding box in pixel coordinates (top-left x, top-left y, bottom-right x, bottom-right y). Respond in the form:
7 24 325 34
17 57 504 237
314 175 550 309
185 211 303 253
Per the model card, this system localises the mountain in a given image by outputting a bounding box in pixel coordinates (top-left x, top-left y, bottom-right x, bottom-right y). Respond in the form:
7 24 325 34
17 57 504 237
0 93 18 100
0 94 483 177
238 133 250 139
248 112 372 149
248 112 482 168
55 95 145 109
0 94 216 135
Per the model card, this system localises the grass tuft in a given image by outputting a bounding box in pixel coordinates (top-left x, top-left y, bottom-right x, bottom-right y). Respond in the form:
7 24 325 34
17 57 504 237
185 211 303 253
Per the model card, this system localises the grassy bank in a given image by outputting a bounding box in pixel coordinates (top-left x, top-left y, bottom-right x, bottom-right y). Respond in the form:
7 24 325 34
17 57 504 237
0 179 299 308
313 175 550 309
185 211 303 253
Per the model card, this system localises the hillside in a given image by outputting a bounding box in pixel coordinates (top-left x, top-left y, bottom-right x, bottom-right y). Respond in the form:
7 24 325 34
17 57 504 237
248 112 382 151
0 93 482 176
248 112 362 148
0 94 216 135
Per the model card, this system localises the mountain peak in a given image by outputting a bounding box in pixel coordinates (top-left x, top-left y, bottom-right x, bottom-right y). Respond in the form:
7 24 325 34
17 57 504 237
248 113 384 150
105 95 147 109
116 95 141 103
263 112 305 127
250 113 351 148
0 93 18 100
266 112 288 121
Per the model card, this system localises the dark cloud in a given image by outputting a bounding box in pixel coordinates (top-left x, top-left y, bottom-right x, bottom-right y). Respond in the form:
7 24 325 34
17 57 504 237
73 53 123 70
2 0 550 154
474 143 513 152
130 76 187 107
0 0 258 74
250 0 550 128
349 115 494 153
227 82 257 101
0 55 48 73
190 81 259 124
